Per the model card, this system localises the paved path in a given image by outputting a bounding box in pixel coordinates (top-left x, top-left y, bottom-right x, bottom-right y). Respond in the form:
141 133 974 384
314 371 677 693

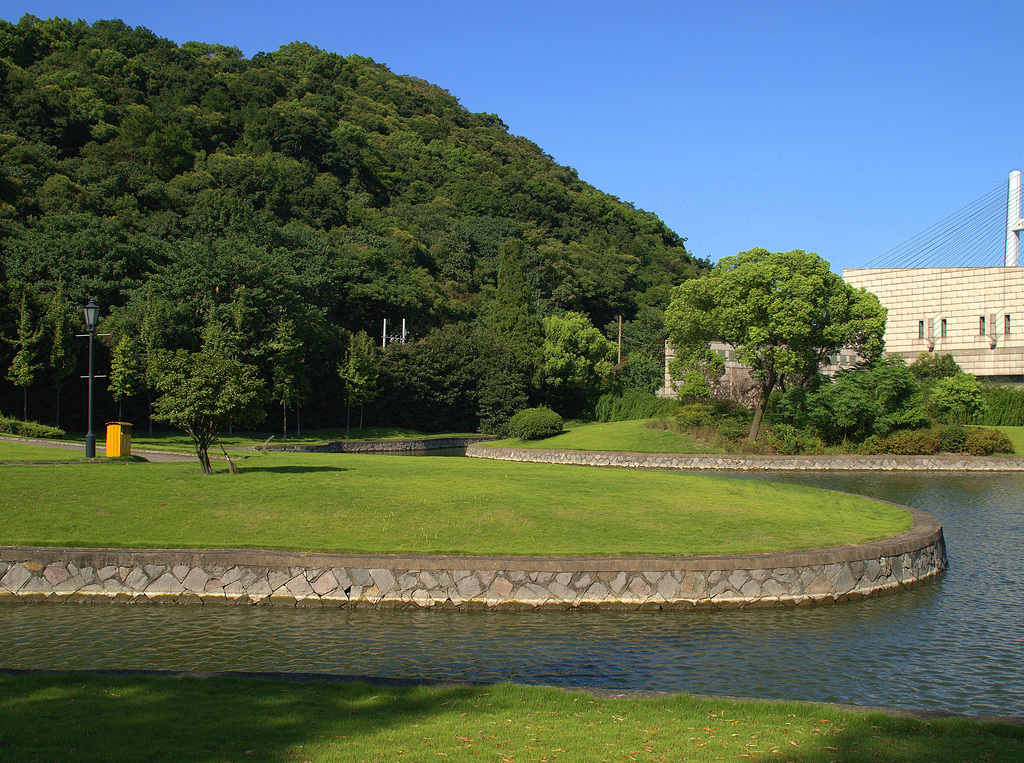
0 435 193 463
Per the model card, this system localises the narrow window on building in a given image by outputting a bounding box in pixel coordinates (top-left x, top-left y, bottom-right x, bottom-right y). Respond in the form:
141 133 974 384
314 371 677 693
1006 315 1011 335
918 320 925 339
980 316 986 336
941 319 947 337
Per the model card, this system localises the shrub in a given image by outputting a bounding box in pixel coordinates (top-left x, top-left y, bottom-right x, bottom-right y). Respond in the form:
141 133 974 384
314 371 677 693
977 384 1024 426
716 418 749 442
929 372 985 424
0 415 66 439
765 423 823 455
507 406 563 441
939 425 968 453
880 429 941 455
676 403 714 429
964 427 1013 456
595 389 675 422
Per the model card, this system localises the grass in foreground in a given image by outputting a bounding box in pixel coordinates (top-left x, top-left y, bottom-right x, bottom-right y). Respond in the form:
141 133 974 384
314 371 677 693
0 452 909 556
0 673 1019 762
489 418 716 454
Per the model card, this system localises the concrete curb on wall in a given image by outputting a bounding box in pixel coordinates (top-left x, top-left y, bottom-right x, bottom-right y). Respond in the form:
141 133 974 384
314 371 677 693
466 443 1024 471
0 506 946 610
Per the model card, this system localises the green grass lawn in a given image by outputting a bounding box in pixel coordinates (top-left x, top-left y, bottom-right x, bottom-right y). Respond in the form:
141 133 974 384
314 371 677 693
0 440 87 462
0 451 909 556
0 673 1019 762
490 418 714 453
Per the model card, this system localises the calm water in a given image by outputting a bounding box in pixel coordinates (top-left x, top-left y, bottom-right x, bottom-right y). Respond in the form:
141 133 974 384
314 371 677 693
1 470 1021 717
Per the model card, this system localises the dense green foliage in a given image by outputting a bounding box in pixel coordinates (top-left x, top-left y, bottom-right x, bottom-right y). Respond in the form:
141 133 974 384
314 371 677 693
507 405 563 441
595 388 676 422
665 248 886 439
0 15 704 432
978 383 1024 426
0 413 64 438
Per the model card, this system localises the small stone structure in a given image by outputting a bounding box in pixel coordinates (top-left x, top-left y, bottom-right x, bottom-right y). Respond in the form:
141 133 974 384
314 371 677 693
467 444 1024 471
0 502 945 609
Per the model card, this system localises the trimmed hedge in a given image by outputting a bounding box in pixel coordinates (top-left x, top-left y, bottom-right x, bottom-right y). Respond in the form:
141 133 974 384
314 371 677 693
507 406 564 441
0 416 66 440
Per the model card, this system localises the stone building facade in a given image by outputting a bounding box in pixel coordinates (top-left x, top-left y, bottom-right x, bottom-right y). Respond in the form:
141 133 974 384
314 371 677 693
843 267 1024 382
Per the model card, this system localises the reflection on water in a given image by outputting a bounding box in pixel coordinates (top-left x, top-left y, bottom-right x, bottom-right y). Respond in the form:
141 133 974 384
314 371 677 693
1 470 1022 717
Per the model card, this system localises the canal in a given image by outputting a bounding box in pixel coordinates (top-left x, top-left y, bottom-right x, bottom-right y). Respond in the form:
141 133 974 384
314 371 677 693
1 469 1021 717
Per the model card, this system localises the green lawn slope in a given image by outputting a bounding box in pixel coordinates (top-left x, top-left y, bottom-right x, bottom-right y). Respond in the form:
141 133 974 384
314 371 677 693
0 451 908 556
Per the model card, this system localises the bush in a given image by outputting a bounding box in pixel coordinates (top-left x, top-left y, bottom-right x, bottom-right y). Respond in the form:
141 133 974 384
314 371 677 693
0 415 66 439
939 425 968 453
880 429 941 455
675 403 714 429
716 418 748 442
977 384 1024 426
595 389 676 422
765 423 823 455
964 427 1013 456
507 406 563 441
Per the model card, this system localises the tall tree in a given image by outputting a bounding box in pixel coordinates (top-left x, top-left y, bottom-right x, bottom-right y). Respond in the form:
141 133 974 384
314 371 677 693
665 248 886 440
337 329 380 436
5 293 43 420
46 280 77 428
490 239 542 381
541 311 617 418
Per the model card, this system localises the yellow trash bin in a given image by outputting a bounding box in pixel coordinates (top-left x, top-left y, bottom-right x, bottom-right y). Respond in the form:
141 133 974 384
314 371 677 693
106 422 132 458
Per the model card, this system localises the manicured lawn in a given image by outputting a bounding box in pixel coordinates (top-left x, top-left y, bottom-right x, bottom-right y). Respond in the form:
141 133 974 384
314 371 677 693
0 440 86 462
0 452 909 556
489 418 715 453
0 673 1019 762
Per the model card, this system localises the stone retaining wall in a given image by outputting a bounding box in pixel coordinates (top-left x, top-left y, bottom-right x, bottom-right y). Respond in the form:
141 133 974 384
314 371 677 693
268 436 495 453
466 444 1024 471
0 505 946 609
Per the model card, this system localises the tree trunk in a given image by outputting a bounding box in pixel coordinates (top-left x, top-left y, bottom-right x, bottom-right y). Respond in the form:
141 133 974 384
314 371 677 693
747 372 778 441
282 403 287 441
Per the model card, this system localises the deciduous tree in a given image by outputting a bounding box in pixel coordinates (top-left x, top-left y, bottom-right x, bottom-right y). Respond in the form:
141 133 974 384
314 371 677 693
665 248 886 439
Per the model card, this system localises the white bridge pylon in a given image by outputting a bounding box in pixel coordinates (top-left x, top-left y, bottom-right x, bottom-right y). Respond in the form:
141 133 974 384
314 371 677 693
1007 169 1024 267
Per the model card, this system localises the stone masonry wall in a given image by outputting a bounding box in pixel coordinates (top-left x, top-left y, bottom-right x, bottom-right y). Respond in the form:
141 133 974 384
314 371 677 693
0 504 946 610
467 444 1024 471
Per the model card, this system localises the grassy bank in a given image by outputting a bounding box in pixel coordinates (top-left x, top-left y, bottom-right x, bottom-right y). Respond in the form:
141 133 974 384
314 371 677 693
490 418 714 454
0 673 1019 762
0 452 908 556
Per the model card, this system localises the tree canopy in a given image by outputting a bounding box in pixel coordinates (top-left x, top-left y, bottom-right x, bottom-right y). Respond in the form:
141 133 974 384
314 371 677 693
0 15 705 432
665 248 886 439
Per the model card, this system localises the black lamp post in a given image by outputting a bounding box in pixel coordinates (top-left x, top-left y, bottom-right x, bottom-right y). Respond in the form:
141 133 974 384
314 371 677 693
82 299 100 458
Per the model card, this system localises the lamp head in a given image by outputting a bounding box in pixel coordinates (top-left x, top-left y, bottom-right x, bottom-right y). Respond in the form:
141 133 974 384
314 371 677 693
83 299 100 332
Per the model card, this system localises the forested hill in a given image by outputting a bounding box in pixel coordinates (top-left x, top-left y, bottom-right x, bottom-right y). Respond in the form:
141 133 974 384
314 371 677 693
0 15 704 431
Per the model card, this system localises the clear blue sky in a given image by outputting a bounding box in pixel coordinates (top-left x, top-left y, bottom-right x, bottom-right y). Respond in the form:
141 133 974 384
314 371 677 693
4 1 1022 273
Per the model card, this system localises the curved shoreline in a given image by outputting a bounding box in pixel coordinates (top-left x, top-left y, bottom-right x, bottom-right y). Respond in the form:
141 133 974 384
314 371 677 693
0 501 946 609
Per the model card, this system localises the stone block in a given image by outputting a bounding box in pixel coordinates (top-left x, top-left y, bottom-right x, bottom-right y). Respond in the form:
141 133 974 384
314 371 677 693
43 565 70 586
123 567 150 590
267 570 291 591
97 565 118 581
488 576 514 600
455 573 483 598
182 567 210 593
369 569 397 593
171 564 190 581
311 570 339 596
285 574 314 597
1 563 33 593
